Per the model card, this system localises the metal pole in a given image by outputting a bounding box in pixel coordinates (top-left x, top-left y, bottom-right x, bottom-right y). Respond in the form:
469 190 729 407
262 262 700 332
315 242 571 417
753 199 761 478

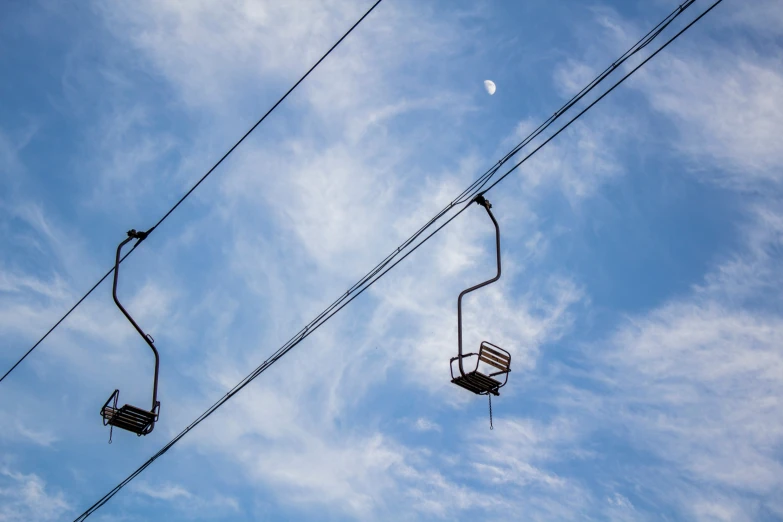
456 195 501 376
113 232 160 413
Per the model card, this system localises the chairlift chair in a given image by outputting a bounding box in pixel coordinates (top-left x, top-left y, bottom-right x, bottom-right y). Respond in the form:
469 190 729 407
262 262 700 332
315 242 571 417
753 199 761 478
100 230 161 438
450 195 511 396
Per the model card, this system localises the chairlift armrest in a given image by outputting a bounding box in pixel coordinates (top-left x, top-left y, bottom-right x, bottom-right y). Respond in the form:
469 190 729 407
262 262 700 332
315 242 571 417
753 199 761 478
101 389 120 426
450 353 481 380
488 369 511 377
102 389 120 411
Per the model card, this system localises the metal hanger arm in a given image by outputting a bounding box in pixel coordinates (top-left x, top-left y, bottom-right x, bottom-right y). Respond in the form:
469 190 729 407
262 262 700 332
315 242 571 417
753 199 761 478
456 195 501 377
113 231 160 413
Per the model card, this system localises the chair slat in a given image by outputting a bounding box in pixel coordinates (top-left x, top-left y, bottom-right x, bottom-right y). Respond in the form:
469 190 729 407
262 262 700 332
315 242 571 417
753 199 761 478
103 404 156 435
481 345 510 362
480 350 509 367
452 370 502 395
479 355 508 372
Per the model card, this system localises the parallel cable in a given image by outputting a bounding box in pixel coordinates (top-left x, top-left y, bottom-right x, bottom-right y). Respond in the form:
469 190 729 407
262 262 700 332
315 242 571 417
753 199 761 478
481 0 724 195
0 0 384 385
265 0 700 325
449 0 697 206
73 1 724 518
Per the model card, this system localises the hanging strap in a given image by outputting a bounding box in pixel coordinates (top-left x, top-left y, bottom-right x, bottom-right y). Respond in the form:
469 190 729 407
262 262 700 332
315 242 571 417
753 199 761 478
108 425 113 444
488 394 494 430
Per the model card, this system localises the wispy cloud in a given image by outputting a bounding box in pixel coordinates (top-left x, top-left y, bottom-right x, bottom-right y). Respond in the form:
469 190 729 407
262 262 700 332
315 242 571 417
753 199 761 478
11 422 59 448
567 2 783 191
133 481 192 501
532 5 783 519
412 417 441 433
597 215 783 496
639 53 783 187
469 417 574 488
0 468 70 522
132 480 240 517
3 1 781 521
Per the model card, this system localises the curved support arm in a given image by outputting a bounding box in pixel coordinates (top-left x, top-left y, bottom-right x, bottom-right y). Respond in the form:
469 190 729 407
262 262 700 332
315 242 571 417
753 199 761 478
113 231 160 413
456 195 501 377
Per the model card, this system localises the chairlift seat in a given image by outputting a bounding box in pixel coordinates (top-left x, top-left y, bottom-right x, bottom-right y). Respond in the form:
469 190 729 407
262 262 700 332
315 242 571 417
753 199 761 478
452 370 503 395
451 342 511 396
101 389 158 436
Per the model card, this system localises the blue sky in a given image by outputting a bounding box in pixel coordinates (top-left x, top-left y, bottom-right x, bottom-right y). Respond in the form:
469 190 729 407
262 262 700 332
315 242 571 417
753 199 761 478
1 0 782 520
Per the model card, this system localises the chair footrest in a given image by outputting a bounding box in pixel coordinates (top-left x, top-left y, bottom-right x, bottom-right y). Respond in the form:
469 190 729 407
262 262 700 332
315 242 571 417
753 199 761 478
452 371 502 395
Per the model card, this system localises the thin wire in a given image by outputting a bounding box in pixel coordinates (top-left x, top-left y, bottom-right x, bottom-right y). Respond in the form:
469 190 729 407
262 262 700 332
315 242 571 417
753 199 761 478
149 0 384 232
0 244 139 384
71 201 470 522
451 0 697 206
73 2 724 518
276 0 699 318
0 0 384 385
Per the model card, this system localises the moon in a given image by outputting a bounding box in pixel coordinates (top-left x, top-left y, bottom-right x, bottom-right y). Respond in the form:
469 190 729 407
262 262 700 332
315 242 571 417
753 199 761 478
484 80 496 95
